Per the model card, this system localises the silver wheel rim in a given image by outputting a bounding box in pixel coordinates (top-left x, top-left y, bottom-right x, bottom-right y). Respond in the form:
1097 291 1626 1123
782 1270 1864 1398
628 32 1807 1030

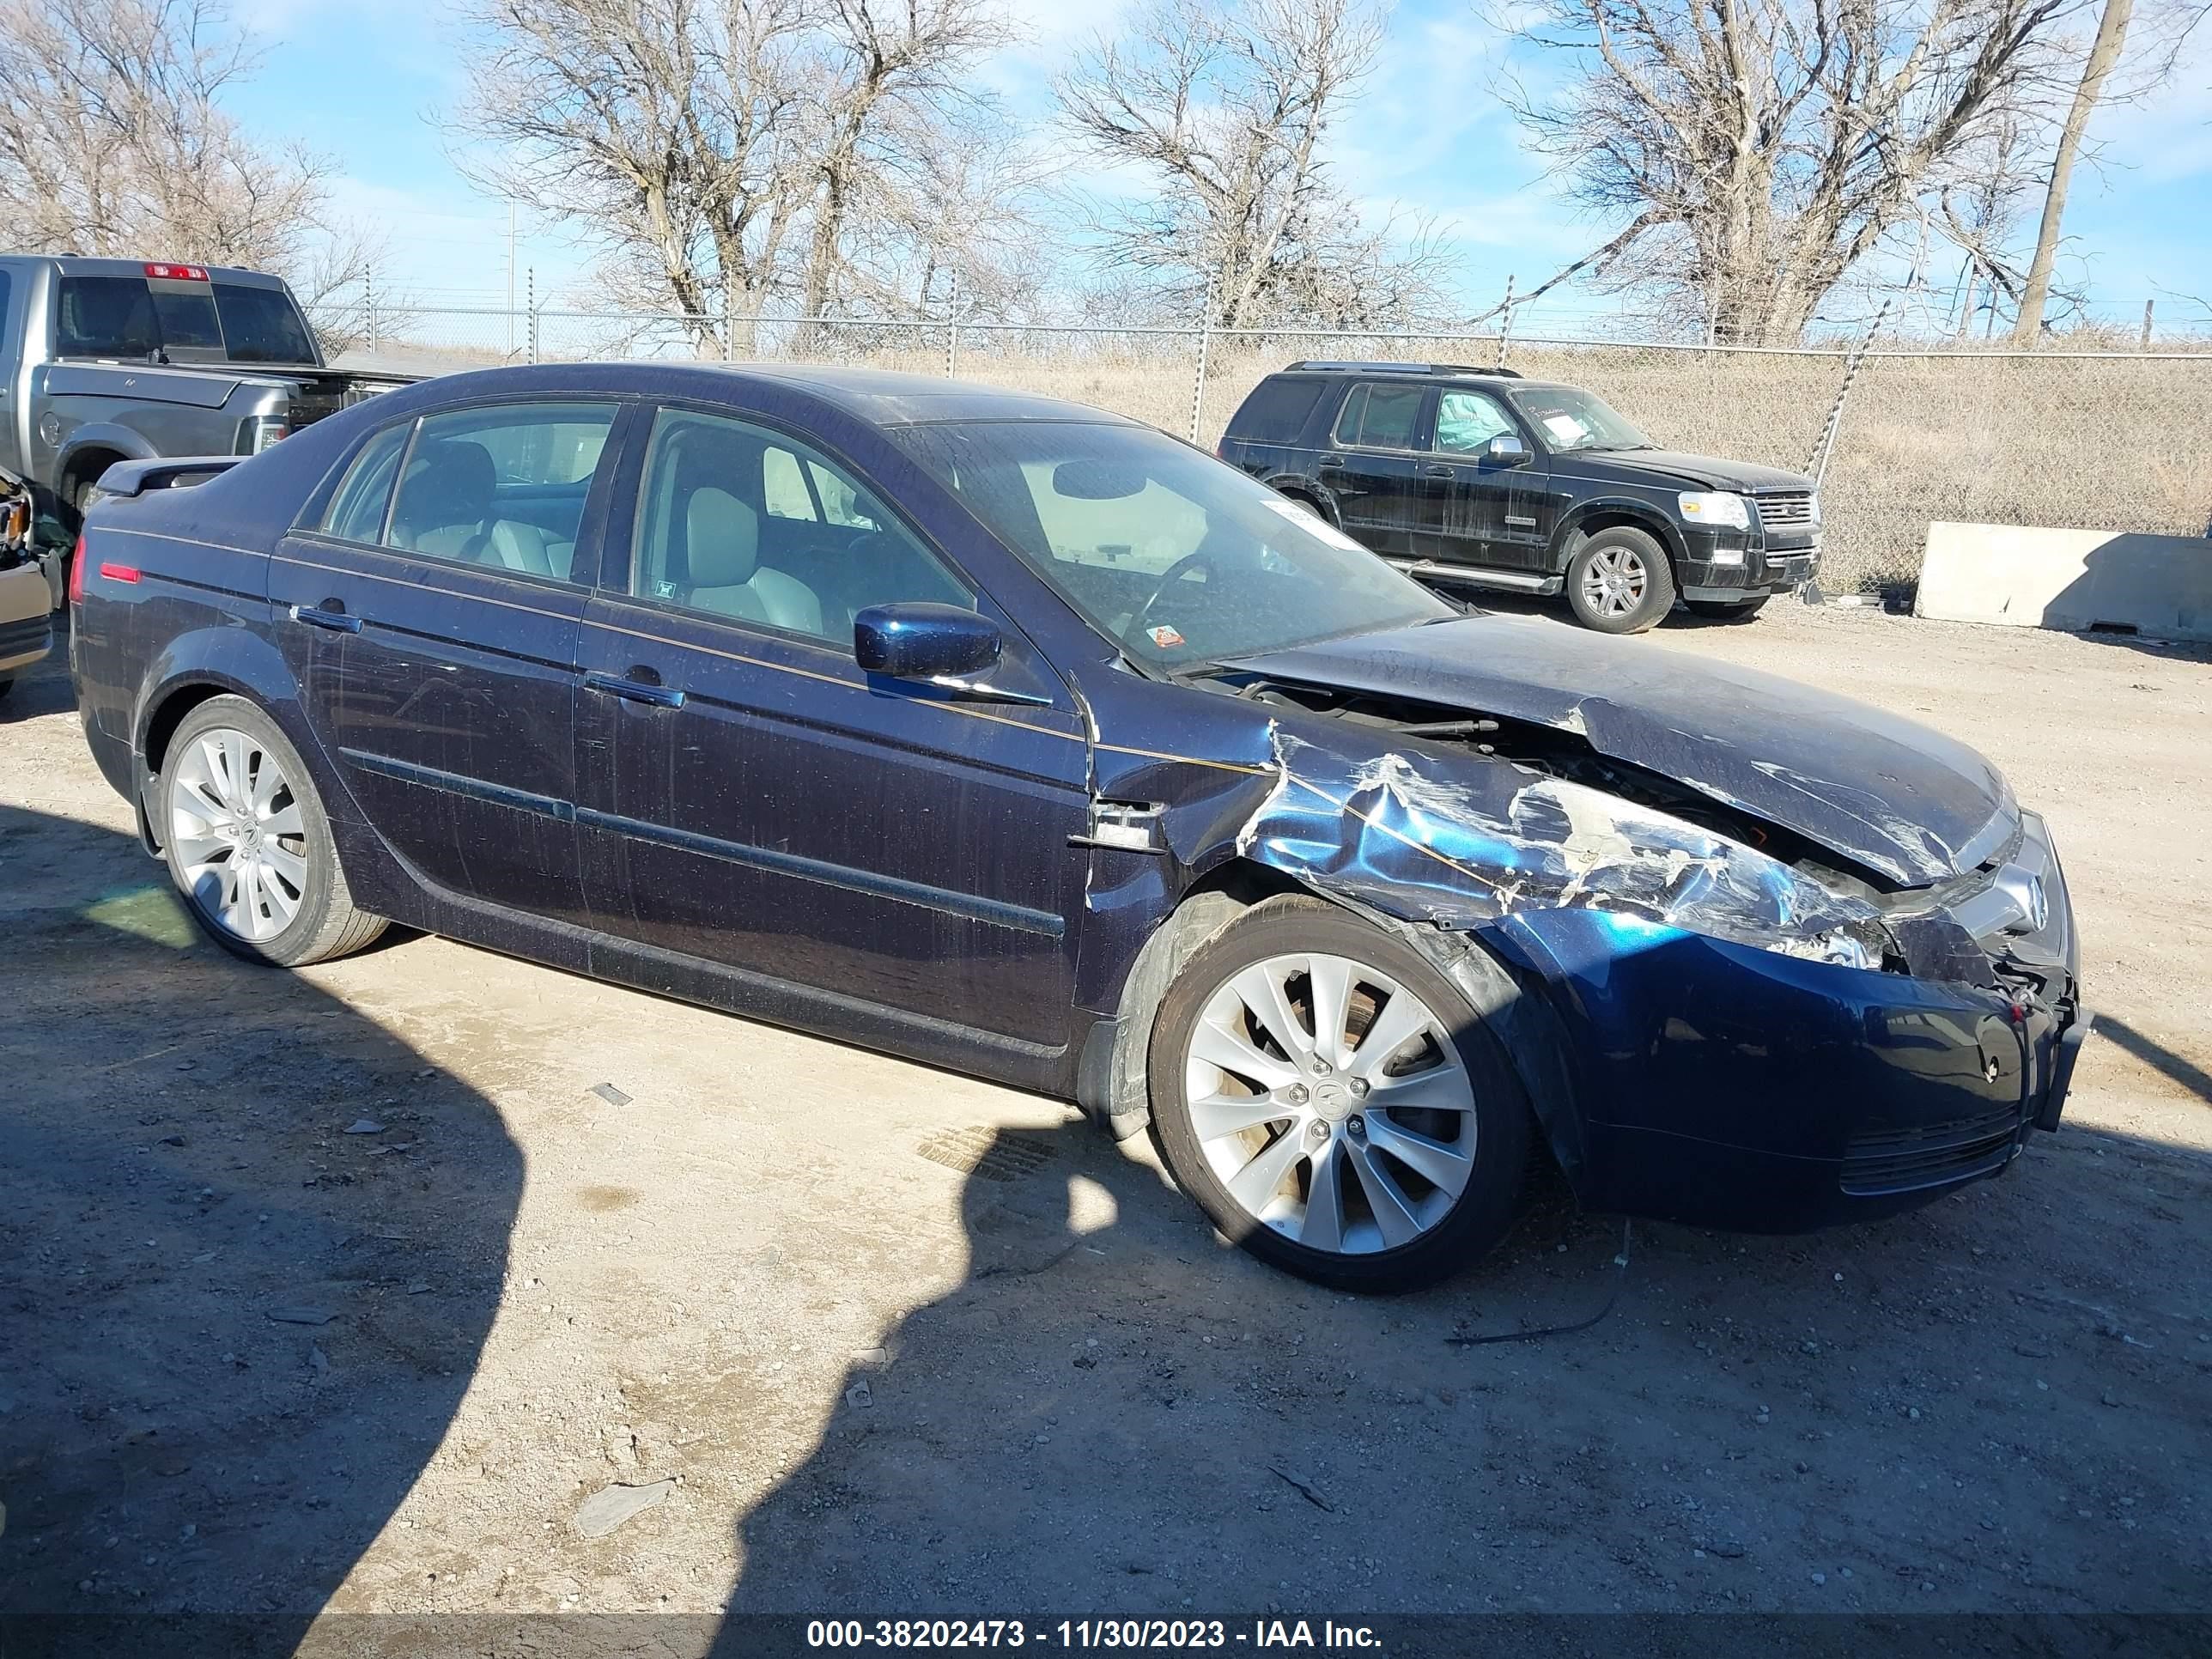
1182 951 1478 1255
167 726 309 943
1580 545 1648 617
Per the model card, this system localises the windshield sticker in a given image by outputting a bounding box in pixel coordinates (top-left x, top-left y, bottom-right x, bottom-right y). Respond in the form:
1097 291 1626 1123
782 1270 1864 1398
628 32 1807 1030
1261 492 1369 554
1540 413 1588 444
1147 623 1186 649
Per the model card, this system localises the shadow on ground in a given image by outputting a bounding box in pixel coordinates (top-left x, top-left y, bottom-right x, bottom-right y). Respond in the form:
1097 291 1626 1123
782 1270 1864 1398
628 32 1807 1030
710 1091 2211 1629
0 801 523 1649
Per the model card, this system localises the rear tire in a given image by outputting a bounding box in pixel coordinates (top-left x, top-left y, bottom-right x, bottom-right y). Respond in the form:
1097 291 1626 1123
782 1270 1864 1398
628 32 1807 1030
1687 596 1769 621
1565 526 1674 634
0 678 13 701
1148 896 1531 1292
160 695 386 967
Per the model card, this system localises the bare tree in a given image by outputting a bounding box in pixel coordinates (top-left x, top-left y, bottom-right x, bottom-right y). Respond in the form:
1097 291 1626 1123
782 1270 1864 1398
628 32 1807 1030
795 0 1015 317
2012 0 2135 339
0 0 333 267
453 0 1027 349
1056 0 1449 328
1497 0 2086 343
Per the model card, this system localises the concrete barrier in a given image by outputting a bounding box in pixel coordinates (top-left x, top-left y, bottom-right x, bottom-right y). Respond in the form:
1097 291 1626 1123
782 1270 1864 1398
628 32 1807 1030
1916 521 2212 642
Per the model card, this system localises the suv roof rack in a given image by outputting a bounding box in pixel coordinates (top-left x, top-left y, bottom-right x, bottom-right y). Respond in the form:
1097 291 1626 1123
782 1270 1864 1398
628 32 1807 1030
1285 360 1524 379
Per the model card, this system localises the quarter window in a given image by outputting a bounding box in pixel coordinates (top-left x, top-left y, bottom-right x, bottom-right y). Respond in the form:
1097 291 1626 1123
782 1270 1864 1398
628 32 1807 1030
381 401 616 582
629 408 969 643
320 422 412 544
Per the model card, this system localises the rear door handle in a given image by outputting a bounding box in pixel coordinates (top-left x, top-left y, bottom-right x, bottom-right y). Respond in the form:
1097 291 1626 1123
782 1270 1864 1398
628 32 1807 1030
585 671 685 709
1316 455 1346 471
289 604 362 634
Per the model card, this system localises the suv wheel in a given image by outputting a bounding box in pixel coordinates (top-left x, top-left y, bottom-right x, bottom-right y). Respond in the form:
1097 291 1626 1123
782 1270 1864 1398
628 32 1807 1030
161 696 387 966
1148 896 1531 1291
1566 526 1674 634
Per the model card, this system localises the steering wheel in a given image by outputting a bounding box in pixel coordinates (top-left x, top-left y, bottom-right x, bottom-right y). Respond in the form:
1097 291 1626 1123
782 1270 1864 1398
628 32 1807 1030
1124 550 1216 650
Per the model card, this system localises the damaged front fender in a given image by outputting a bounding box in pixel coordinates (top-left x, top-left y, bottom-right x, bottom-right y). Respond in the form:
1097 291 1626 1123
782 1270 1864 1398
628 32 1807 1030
1234 727 1890 966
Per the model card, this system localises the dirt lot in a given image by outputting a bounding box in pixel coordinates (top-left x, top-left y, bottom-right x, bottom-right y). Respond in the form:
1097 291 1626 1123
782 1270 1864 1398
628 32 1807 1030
2 599 2208 1648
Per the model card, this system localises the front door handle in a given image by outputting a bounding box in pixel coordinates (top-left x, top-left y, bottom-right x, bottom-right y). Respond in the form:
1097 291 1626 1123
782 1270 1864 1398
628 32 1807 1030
289 603 362 634
585 671 685 709
1425 465 1456 478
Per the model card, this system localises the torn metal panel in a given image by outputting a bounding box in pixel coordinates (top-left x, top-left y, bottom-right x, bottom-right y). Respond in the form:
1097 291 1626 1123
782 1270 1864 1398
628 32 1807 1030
1224 613 2017 887
1236 725 1888 963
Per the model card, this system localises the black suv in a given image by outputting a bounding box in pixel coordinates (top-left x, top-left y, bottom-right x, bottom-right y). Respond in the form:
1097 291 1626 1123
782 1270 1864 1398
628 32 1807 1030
1218 362 1821 633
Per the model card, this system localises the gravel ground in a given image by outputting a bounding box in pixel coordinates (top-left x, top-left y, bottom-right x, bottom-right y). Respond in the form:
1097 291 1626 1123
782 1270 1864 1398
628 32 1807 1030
1 599 2207 1648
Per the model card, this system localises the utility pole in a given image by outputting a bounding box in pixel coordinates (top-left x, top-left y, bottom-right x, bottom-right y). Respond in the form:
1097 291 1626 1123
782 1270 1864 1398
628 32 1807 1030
1497 273 1517 368
507 202 519 356
2141 299 2154 350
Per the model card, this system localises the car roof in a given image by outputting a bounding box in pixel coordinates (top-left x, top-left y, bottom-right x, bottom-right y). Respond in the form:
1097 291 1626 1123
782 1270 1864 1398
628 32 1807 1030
386 362 1146 429
0 254 290 288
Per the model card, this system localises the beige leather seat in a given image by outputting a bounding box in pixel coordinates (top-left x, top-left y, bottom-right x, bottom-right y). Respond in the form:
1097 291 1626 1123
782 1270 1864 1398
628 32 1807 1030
389 440 495 557
684 488 822 635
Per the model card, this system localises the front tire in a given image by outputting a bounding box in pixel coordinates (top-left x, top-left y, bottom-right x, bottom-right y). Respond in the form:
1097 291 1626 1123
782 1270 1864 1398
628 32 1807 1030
161 696 386 966
1148 896 1531 1291
1565 526 1675 634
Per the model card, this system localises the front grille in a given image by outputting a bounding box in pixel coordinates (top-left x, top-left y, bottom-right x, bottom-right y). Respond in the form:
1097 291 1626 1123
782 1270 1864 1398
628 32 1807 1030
1841 1103 2024 1195
0 612 51 659
1756 491 1817 529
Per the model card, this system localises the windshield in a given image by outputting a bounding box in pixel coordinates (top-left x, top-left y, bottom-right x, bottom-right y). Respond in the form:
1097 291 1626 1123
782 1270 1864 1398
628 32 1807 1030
52 275 319 365
890 421 1454 668
1508 386 1652 453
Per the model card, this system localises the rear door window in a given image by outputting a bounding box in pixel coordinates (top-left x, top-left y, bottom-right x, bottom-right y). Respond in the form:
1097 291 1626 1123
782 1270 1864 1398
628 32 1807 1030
1336 383 1428 451
382 402 617 582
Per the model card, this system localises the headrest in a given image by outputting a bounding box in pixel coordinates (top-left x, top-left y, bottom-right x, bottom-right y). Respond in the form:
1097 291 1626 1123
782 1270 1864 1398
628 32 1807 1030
684 488 760 586
394 439 495 540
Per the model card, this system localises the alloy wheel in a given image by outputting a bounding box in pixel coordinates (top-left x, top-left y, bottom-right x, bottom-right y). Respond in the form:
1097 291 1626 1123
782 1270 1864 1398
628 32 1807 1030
1182 951 1479 1255
1579 544 1648 618
167 726 310 942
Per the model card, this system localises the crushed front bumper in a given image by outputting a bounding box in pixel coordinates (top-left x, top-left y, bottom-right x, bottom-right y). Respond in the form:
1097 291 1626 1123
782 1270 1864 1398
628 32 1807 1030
1483 817 2085 1234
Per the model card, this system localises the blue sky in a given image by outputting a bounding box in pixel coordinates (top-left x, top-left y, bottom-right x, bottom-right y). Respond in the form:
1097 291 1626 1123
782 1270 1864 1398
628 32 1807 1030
221 0 2212 334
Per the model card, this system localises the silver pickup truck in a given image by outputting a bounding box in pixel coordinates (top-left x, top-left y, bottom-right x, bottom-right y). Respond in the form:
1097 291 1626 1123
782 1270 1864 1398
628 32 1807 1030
0 254 413 605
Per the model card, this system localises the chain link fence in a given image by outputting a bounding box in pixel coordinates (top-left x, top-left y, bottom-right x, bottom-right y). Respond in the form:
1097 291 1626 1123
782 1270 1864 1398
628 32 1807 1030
324 302 2212 592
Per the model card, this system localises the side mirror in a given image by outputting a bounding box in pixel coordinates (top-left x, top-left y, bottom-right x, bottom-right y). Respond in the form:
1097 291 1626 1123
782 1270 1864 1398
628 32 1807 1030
1483 433 1534 467
854 602 1002 683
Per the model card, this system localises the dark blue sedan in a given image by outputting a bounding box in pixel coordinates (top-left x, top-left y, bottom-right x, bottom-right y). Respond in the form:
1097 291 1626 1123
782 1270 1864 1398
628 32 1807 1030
69 364 2088 1290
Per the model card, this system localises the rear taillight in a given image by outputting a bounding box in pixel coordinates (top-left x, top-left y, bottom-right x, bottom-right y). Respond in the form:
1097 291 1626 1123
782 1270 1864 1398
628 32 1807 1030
66 534 87 604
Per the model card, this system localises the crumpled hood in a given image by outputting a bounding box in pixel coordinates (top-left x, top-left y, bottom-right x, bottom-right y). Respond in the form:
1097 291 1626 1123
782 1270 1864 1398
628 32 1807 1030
1565 448 1814 494
1226 615 2014 887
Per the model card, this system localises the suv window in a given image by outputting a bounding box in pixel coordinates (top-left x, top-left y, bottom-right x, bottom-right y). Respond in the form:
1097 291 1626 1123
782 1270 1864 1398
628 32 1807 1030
1231 377 1329 443
631 408 968 642
1335 383 1425 451
1433 390 1518 454
383 402 617 580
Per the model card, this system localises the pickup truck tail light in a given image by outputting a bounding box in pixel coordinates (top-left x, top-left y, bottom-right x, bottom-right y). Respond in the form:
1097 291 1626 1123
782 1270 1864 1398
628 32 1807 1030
238 416 291 454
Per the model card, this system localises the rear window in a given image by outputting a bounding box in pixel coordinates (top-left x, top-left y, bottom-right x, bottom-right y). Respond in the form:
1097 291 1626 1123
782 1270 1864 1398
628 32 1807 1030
212 283 318 364
52 274 318 365
1229 377 1329 443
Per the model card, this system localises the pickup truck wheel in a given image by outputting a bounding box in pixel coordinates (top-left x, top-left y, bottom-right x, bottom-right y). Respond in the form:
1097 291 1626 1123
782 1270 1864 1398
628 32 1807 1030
1565 526 1675 634
0 678 14 701
1148 896 1531 1292
1687 597 1769 621
161 696 387 967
